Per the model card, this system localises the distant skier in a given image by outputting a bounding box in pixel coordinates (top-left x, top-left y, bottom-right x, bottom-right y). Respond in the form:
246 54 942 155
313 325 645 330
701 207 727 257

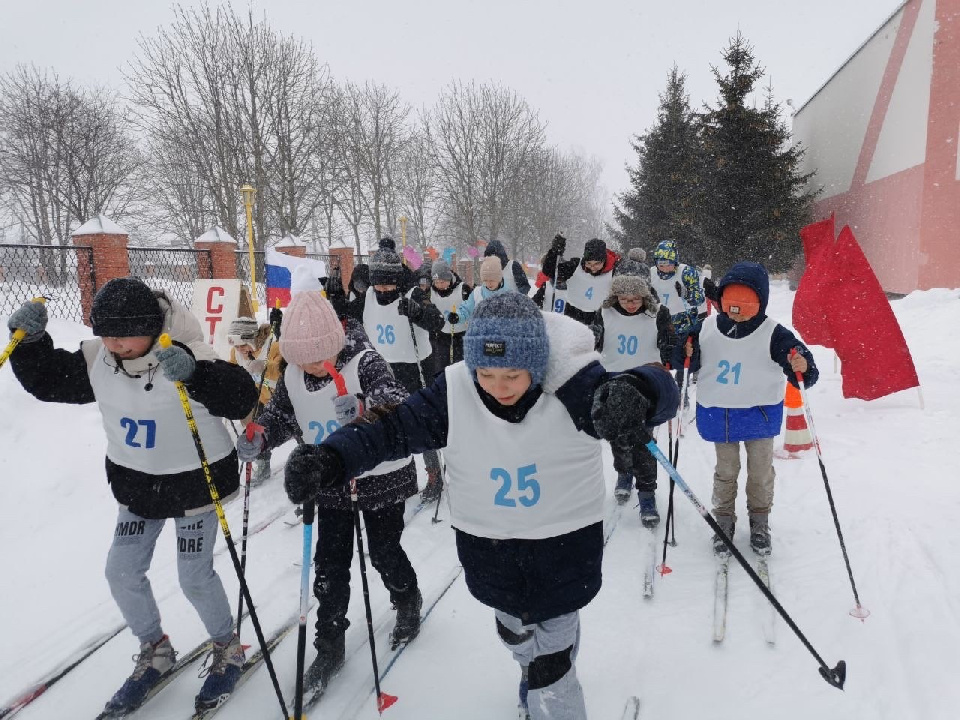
686 262 818 556
427 259 473 372
454 255 516 323
483 239 531 294
236 290 422 691
540 234 621 326
6 278 257 715
281 293 679 720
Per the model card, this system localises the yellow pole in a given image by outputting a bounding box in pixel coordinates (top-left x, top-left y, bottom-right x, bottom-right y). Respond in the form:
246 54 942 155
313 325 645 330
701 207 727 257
241 185 259 312
399 216 408 250
0 297 46 371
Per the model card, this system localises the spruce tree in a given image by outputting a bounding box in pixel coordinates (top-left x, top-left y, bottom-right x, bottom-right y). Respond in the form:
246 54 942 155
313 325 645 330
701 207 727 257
612 66 706 260
700 33 817 274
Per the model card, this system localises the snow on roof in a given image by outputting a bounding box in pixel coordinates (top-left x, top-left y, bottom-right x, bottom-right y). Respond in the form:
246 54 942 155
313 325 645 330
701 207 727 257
275 234 306 248
196 227 238 245
72 214 128 236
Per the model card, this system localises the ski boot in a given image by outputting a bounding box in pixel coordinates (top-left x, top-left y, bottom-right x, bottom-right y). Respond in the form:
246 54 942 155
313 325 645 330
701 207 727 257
518 665 530 720
749 514 772 556
251 453 272 487
420 469 443 503
712 515 735 557
194 634 245 712
101 635 176 716
614 474 633 505
389 586 422 650
638 492 660 528
304 630 345 692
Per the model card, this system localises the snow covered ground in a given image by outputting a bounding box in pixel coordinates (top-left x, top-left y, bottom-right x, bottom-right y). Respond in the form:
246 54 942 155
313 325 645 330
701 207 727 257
2 280 959 719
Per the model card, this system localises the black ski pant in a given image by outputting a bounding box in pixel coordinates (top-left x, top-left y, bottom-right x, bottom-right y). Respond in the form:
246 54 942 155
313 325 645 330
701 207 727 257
390 361 443 476
313 502 418 641
618 441 657 492
431 331 465 373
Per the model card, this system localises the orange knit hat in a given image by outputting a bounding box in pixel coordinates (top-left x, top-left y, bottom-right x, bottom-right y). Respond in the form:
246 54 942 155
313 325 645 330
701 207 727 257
721 284 761 319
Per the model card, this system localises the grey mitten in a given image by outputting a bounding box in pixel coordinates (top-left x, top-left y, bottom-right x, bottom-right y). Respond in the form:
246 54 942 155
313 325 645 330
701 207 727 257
332 393 364 425
7 300 48 342
155 343 196 382
237 425 267 462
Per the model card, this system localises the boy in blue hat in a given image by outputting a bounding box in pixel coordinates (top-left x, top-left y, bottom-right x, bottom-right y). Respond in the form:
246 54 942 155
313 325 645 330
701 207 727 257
281 292 679 720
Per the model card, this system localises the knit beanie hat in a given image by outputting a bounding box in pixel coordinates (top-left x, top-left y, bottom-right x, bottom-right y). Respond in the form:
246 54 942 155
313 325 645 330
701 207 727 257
369 248 403 286
90 277 164 338
432 260 454 283
654 239 678 265
610 274 646 298
227 316 259 346
479 256 503 284
582 238 607 263
627 247 646 263
464 293 549 387
279 291 344 366
378 236 396 251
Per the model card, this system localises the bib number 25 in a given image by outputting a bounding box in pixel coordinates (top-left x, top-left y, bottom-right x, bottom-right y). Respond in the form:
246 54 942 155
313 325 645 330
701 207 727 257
492 464 540 508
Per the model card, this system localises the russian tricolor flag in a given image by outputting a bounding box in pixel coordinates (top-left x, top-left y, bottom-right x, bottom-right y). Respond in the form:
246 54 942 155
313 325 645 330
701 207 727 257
265 248 327 308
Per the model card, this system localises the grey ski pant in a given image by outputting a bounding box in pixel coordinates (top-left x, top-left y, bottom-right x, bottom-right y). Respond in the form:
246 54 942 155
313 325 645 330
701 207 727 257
711 438 776 518
495 610 587 720
105 507 234 645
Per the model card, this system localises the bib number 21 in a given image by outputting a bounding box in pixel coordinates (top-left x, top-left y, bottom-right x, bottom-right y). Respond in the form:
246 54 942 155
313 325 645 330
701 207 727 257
492 464 540 508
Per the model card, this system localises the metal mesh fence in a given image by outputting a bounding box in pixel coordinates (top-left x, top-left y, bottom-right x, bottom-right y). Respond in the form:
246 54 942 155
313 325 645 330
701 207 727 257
128 247 212 309
0 244 95 322
235 250 266 308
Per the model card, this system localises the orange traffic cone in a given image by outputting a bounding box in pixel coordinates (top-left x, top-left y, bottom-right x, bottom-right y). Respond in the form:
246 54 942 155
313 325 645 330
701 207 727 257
777 382 813 458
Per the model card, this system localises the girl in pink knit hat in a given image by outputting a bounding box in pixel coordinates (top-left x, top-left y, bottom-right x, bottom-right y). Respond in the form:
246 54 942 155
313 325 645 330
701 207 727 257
235 290 422 692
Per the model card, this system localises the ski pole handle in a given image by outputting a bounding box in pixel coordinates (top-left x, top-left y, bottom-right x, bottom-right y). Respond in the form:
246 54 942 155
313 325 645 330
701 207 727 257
322 361 348 397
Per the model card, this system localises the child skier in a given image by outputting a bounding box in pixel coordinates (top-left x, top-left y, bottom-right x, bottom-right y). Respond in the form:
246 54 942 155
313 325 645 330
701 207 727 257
281 293 680 719
235 290 422 690
227 316 281 484
593 269 677 522
541 234 620 325
686 262 818 556
428 259 473 372
327 246 446 502
483 238 531 294
6 278 258 715
454 255 515 322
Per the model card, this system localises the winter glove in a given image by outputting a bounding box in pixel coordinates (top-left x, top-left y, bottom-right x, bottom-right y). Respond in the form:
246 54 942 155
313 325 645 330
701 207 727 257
284 444 346 505
589 322 603 349
591 374 653 448
7 300 48 342
397 296 410 316
155 343 196 383
447 311 460 325
269 307 283 338
551 233 566 255
236 424 267 462
332 393 364 425
247 358 266 378
674 280 686 300
656 307 676 365
703 277 719 303
399 297 423 322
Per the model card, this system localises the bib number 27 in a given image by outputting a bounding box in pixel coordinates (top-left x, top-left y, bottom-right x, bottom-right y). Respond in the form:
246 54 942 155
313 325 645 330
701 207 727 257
492 464 540 508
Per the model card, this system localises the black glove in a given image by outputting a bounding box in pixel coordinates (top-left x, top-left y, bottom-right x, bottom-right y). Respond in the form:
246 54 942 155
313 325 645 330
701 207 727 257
411 286 430 305
397 296 410 316
402 298 423 322
447 311 460 325
284 444 346 505
591 375 653 449
674 280 686 300
589 322 603 348
551 233 566 255
269 307 283 338
703 277 719 303
656 306 675 365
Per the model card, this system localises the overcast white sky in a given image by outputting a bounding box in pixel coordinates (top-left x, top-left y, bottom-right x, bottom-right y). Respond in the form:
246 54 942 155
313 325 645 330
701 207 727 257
1 0 904 197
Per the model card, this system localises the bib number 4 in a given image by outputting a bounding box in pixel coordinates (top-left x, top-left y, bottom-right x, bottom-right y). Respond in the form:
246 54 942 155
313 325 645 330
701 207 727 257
492 464 540 508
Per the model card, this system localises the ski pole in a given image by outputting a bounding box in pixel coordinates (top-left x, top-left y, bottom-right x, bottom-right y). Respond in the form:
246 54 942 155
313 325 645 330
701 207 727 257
293 499 314 720
0 297 46 371
236 305 281 637
449 304 456 367
157 334 289 719
658 345 692 575
644 438 847 689
321 361 398 714
790 349 869 620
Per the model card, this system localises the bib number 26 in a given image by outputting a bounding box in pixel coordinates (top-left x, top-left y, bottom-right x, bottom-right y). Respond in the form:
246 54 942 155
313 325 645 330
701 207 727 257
492 464 540 508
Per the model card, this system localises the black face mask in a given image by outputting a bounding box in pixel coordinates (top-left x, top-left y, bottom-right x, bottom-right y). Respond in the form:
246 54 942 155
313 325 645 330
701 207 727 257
352 279 369 295
373 287 401 305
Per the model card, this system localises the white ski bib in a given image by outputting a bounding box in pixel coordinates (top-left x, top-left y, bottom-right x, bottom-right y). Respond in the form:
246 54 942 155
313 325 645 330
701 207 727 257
431 286 467 335
649 263 692 316
500 260 524 293
442 363 605 540
696 315 785 409
599 308 660 371
543 280 569 314
564 265 613 313
90 345 234 474
362 287 431 363
285 354 409 478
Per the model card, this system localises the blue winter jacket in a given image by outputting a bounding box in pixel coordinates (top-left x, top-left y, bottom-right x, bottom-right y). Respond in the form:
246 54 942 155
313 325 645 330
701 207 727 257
456 281 514 322
689 262 818 443
323 360 679 623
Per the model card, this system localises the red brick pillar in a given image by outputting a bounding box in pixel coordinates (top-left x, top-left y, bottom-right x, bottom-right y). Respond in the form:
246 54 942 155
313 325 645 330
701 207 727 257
195 229 238 280
275 244 306 259
329 247 355 293
72 216 130 326
458 258 475 286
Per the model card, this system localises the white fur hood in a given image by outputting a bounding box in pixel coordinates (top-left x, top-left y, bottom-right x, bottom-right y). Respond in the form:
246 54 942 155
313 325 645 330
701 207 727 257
541 311 602 394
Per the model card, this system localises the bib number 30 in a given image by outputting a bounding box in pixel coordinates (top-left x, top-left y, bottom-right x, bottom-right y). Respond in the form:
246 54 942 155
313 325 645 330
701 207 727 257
492 464 540 508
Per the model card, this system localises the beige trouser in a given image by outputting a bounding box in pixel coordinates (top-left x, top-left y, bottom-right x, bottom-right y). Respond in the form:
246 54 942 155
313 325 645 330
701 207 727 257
711 438 775 519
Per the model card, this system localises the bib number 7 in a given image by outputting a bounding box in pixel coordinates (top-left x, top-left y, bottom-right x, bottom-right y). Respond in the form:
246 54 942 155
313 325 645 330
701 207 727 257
492 464 540 508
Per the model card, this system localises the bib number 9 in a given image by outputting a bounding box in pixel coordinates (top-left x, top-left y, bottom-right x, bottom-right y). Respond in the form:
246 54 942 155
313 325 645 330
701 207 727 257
491 464 540 508
716 360 743 385
376 324 396 345
308 419 342 444
553 297 565 313
120 418 157 448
